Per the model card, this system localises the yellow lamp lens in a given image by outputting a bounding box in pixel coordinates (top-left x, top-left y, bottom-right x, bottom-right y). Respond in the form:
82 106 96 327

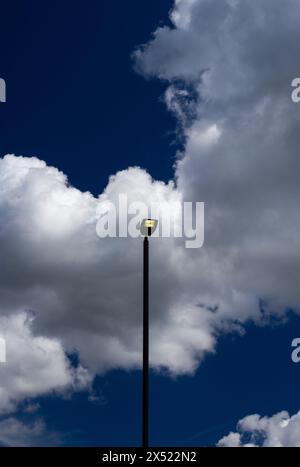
144 220 155 228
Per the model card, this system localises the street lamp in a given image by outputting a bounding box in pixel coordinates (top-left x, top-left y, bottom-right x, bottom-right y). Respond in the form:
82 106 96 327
140 218 158 448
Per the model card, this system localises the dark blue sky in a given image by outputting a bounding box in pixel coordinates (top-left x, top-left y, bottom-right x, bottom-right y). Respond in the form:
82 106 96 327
0 0 175 194
1 0 300 447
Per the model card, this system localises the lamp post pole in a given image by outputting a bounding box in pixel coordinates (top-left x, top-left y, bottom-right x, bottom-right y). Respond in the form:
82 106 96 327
143 234 149 448
140 220 157 449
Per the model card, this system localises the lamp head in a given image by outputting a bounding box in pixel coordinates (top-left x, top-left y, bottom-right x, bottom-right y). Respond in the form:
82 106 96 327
140 218 158 237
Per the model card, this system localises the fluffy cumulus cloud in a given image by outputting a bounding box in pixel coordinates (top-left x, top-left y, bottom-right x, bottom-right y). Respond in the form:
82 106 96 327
1 0 300 441
0 311 90 414
0 416 60 446
135 0 300 321
218 410 300 447
0 154 216 381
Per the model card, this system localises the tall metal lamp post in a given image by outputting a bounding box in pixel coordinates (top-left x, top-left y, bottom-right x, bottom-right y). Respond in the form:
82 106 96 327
140 219 158 449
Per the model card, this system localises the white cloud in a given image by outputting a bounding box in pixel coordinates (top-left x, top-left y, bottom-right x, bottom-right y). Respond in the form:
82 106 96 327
135 0 300 319
0 311 90 414
0 154 216 378
0 416 60 446
218 410 300 447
